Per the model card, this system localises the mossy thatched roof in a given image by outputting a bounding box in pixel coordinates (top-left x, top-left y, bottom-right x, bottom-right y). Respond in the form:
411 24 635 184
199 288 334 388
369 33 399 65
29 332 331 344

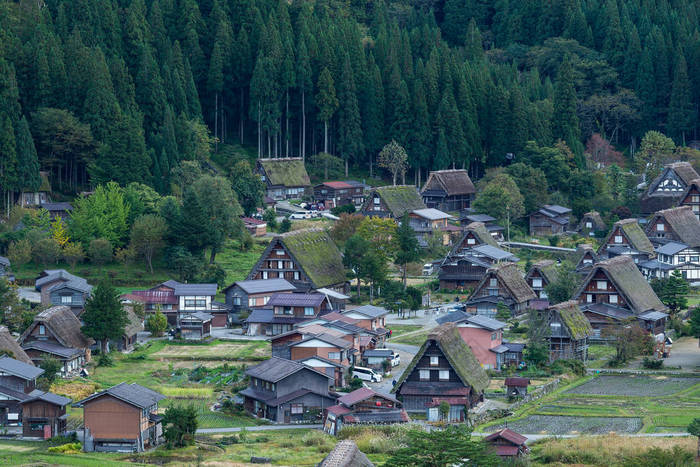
599 219 654 255
527 260 560 285
392 323 489 394
0 326 33 364
258 158 310 187
548 301 592 340
649 206 700 248
370 185 426 217
280 228 346 288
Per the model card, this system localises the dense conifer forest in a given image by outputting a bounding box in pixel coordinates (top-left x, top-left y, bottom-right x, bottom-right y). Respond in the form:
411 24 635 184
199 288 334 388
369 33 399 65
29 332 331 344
1 0 700 209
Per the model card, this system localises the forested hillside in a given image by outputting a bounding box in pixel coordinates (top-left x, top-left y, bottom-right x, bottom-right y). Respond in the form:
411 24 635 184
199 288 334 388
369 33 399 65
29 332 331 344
1 0 700 204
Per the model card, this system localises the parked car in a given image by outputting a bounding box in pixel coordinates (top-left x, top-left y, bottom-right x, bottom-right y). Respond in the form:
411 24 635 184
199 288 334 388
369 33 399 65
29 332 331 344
422 263 435 275
352 366 382 383
390 353 400 367
289 211 311 220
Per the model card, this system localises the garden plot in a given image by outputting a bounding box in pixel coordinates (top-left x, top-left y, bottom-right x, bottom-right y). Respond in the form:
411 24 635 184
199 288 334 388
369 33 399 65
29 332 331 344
566 375 700 396
490 414 642 434
152 341 270 361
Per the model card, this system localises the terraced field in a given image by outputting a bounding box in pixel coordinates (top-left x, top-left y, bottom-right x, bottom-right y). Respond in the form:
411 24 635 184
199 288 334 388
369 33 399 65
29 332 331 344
479 374 700 435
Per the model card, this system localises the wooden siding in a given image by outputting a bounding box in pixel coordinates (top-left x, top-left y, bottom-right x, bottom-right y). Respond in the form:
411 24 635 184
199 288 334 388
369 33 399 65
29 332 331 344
83 395 142 441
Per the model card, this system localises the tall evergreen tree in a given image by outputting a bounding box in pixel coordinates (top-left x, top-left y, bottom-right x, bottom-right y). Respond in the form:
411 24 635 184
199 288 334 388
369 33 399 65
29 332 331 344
337 56 363 175
552 56 583 164
668 52 694 144
316 67 338 154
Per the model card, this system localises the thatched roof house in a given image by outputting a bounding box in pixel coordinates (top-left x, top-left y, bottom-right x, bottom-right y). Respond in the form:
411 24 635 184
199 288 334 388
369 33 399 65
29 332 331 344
642 162 700 214
247 228 347 291
421 169 476 212
578 211 606 234
548 301 593 341
449 221 498 255
319 440 374 467
360 185 426 219
525 260 561 301
256 158 311 200
598 218 654 259
392 323 489 414
0 326 33 365
645 206 700 247
677 177 700 218
467 263 536 316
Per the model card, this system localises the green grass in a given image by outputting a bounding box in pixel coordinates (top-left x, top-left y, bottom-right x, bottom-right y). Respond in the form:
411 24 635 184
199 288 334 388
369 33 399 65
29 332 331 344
214 238 269 288
587 344 616 367
390 328 433 346
386 324 422 338
0 440 144 466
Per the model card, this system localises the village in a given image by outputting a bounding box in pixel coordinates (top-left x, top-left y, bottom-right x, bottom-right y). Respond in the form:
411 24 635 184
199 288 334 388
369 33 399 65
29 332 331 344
0 157 698 466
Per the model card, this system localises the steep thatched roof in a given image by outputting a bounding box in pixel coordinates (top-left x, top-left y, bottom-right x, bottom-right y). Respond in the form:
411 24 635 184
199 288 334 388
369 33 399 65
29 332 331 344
457 222 498 250
576 256 666 314
19 306 93 349
572 244 598 268
580 211 605 231
0 326 33 365
471 263 536 304
599 219 654 255
548 301 592 340
527 260 560 285
649 206 700 247
393 323 489 394
319 441 374 467
258 158 311 187
124 307 143 338
679 178 700 206
278 229 346 288
666 162 699 186
368 185 426 217
421 169 476 196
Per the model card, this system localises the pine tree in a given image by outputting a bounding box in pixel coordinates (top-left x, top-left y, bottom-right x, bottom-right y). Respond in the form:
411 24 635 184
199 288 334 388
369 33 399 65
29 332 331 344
464 19 484 62
602 0 625 70
553 56 583 162
337 56 364 175
668 52 694 144
82 281 127 353
14 116 41 193
622 28 642 89
0 114 17 214
316 67 338 154
636 48 658 131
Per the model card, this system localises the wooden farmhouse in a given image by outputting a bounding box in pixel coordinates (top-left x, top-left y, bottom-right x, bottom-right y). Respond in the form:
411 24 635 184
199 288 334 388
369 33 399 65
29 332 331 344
245 292 332 336
574 256 668 338
17 172 51 207
451 222 499 253
240 357 336 423
0 356 43 429
242 217 267 237
19 306 93 376
677 178 700 219
256 158 311 200
420 169 476 212
641 161 699 215
466 263 536 317
578 211 606 237
597 218 655 263
392 323 489 419
504 377 530 398
525 260 561 301
408 208 459 247
485 429 529 458
641 206 700 282
35 270 93 316
459 213 505 240
313 181 366 209
529 204 571 236
246 228 348 292
360 185 426 220
573 244 599 275
223 278 296 319
544 301 593 362
75 383 165 452
323 388 409 436
40 202 73 221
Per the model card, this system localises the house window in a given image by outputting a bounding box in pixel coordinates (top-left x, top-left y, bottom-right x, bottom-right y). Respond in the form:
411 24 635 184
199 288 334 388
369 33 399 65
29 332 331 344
586 294 593 303
419 370 430 380
583 258 593 264
585 221 592 228
692 195 700 203
277 260 284 269
491 332 498 340
439 370 450 380
263 296 270 305
262 271 268 279
614 235 623 243
328 352 340 360
679 256 687 263
488 289 499 296
657 223 665 232
61 295 72 304
284 306 293 315
532 278 542 288
233 297 241 306
467 238 476 245
691 256 699 263
291 404 303 414
249 297 256 307
304 307 315 316
276 250 284 256
609 294 618 304
39 325 45 335
293 271 300 280
373 196 380 205
430 356 438 366
596 281 607 290
489 278 497 287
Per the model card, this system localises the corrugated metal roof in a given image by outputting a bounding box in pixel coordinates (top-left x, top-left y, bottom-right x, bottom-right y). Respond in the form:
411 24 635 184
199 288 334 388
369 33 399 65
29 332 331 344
0 356 44 380
472 244 516 261
344 305 388 319
268 293 327 307
466 315 506 331
411 208 453 220
245 356 330 383
23 389 71 406
75 382 164 409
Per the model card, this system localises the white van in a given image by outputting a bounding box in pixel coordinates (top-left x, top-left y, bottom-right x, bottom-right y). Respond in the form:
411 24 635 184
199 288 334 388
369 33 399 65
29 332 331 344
352 366 382 383
422 263 434 275
289 211 311 220
390 353 400 367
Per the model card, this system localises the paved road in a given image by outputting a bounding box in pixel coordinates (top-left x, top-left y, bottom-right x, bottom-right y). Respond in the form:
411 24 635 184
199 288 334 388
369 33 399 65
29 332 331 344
197 424 323 434
663 337 700 370
386 342 420 354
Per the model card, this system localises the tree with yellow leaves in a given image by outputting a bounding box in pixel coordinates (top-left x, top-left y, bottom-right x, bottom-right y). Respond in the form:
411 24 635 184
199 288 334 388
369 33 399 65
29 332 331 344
50 218 70 248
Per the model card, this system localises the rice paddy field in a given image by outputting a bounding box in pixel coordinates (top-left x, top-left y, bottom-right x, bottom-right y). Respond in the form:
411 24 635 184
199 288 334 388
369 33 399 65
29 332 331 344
51 339 271 429
478 374 700 435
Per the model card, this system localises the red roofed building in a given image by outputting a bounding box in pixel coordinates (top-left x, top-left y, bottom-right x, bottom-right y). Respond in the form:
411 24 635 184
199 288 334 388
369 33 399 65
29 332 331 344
314 181 366 210
504 377 530 398
484 428 528 458
323 388 409 435
242 217 267 237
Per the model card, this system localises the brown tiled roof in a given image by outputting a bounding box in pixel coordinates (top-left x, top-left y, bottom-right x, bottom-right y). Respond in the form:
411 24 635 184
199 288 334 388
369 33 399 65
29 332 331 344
422 169 476 196
338 387 399 407
504 377 530 387
648 206 700 247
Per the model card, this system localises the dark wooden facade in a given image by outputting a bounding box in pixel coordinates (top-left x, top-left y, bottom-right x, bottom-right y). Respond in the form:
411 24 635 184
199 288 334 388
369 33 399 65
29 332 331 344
21 398 67 438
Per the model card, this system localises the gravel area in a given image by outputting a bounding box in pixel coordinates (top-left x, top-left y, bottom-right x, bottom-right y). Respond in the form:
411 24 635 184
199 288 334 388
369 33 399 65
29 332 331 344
566 375 700 397
490 415 642 435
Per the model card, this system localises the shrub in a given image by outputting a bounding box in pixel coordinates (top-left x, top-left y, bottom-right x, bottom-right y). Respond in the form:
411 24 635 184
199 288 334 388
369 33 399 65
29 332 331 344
301 431 333 450
32 237 61 265
642 357 663 369
331 204 356 216
145 311 168 337
47 442 82 454
62 242 85 268
348 377 363 390
97 353 114 367
550 359 585 376
262 208 277 229
37 357 62 389
88 238 113 265
163 404 198 448
7 238 32 266
279 218 291 233
621 446 693 466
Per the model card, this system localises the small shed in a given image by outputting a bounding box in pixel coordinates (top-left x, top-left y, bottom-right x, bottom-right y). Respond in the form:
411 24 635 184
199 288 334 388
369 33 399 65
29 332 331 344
504 377 530 398
362 349 393 369
178 312 212 340
484 428 529 458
